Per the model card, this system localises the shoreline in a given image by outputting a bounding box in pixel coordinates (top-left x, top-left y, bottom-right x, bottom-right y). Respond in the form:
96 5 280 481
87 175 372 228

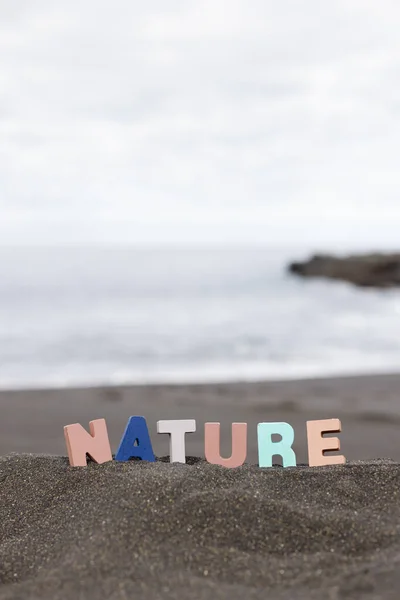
2 364 400 393
2 371 400 464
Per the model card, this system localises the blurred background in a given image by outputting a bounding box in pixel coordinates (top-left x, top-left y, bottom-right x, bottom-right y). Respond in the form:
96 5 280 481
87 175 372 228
1 0 400 391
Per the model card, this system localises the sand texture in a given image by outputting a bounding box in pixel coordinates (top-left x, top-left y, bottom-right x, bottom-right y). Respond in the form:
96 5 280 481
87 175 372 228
1 455 400 599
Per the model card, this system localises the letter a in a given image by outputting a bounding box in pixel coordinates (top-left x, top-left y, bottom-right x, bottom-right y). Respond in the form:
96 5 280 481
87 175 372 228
64 418 113 467
115 416 156 462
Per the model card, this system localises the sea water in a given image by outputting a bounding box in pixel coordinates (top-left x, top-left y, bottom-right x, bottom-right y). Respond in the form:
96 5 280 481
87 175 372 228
1 245 400 390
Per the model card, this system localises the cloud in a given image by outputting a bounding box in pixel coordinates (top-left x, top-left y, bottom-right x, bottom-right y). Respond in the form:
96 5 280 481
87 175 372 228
0 0 399 246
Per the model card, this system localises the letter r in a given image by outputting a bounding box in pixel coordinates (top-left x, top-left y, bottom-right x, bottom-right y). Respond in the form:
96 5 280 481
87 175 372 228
257 422 297 468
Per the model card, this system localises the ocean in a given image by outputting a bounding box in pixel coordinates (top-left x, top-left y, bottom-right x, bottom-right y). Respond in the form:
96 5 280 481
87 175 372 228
1 245 400 390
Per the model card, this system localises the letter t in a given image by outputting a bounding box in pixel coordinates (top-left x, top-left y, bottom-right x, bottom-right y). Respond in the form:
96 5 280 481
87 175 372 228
157 419 196 463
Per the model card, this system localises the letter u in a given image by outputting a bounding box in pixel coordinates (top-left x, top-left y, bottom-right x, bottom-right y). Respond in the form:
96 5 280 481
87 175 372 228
204 422 247 468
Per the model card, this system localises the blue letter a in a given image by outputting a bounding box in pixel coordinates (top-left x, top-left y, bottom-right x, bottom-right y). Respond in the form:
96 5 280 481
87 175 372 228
115 416 156 462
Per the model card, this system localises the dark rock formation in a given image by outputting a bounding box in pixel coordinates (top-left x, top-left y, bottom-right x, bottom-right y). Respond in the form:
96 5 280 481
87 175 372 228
288 253 400 288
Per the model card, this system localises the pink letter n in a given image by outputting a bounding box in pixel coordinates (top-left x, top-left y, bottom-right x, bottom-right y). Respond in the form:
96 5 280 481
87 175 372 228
64 418 113 467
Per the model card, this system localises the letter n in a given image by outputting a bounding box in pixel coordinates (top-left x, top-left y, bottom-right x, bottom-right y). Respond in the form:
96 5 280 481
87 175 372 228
64 418 112 467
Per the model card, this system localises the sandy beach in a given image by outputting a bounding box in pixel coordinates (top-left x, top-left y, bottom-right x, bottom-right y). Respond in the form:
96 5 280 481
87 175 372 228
1 372 400 463
1 373 400 598
2 0 400 595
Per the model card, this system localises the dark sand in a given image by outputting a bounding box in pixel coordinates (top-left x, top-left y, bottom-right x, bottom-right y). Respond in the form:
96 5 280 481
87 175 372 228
1 456 400 599
1 373 400 598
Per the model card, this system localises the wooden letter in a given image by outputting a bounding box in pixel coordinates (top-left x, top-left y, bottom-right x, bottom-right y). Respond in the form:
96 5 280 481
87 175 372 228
306 418 346 467
204 422 247 468
157 419 196 463
115 416 156 462
64 418 112 467
257 422 297 468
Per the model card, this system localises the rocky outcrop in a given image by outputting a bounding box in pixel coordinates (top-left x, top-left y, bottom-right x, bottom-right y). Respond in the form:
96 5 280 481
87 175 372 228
288 253 400 288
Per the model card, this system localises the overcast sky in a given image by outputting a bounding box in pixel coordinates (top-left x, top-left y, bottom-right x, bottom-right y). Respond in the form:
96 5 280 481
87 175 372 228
0 0 400 247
